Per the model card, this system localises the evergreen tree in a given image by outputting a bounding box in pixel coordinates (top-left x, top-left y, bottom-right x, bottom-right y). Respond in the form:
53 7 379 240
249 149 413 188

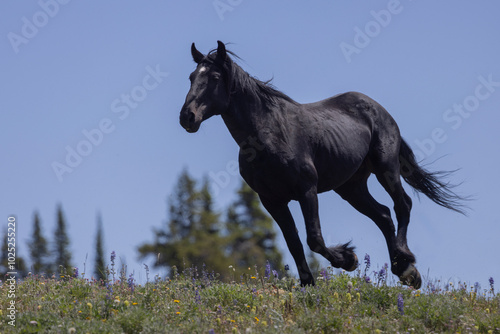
226 181 284 272
53 204 73 275
138 169 231 278
29 211 50 274
94 214 106 281
0 228 27 278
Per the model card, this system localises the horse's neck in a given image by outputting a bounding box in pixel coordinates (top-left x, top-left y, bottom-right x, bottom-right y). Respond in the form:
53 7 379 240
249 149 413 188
222 97 292 149
221 102 260 146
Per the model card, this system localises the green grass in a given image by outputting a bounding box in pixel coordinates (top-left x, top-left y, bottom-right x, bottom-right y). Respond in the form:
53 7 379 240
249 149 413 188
1 266 499 333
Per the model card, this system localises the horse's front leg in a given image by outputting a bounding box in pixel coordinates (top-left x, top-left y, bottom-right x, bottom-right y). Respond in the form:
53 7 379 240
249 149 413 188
299 186 358 271
259 196 314 286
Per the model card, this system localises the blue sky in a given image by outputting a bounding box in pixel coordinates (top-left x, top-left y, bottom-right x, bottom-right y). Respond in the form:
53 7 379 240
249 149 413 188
1 1 499 288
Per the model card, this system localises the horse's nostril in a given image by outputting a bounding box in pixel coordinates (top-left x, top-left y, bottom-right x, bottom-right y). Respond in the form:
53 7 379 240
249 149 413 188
188 111 195 124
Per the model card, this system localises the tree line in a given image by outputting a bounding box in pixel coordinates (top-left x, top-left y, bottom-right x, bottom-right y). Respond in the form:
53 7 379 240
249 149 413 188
1 169 285 281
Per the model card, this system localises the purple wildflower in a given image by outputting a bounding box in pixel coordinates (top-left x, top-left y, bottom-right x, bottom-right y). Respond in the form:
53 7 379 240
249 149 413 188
364 254 371 272
378 265 387 281
320 268 330 282
272 270 278 279
195 289 201 304
264 261 271 279
489 277 494 292
110 251 116 266
128 273 135 292
397 293 404 315
105 282 113 300
284 264 290 271
73 267 79 278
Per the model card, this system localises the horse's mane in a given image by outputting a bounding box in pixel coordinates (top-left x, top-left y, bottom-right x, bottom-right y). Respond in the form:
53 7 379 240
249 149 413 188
203 49 298 108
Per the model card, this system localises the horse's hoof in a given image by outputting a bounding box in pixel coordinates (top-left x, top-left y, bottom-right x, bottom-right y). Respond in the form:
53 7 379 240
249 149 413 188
399 264 422 289
345 253 358 272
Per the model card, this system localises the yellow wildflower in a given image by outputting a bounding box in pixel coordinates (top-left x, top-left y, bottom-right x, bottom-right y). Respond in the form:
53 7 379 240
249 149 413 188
254 317 259 322
86 302 92 309
176 312 181 315
124 300 130 307
174 300 180 303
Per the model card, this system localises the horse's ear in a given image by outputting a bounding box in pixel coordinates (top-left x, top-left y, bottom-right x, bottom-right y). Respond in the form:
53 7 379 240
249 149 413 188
216 40 227 63
191 43 204 64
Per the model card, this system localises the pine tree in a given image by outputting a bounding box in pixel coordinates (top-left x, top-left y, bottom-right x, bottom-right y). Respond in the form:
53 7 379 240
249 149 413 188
94 214 106 281
226 181 284 273
53 204 73 275
0 228 27 278
138 169 232 278
29 211 50 274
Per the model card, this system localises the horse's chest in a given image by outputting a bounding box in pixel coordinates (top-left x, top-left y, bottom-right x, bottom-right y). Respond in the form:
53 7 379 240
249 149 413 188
238 149 301 201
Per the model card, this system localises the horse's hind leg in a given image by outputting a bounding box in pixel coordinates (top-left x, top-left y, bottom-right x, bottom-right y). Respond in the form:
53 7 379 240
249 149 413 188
375 168 422 289
336 177 422 289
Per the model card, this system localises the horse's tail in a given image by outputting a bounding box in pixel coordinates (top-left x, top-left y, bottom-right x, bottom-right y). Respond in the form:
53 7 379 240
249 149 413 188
399 139 468 215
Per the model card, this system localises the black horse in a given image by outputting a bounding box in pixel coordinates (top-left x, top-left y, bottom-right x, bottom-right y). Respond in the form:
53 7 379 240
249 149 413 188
179 41 466 289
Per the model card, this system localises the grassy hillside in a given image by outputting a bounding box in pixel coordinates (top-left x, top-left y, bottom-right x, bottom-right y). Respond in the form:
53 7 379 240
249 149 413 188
1 264 499 333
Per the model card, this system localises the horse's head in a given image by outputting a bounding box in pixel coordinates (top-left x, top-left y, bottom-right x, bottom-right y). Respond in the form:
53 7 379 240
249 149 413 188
180 41 230 133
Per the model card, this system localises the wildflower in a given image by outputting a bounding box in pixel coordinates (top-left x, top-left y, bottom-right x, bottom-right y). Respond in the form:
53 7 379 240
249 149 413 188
87 302 92 309
284 264 290 271
364 276 371 284
262 320 268 326
364 253 371 272
397 293 404 315
489 277 494 292
264 261 271 279
195 289 201 304
73 267 79 278
176 312 181 315
346 293 352 303
110 251 116 265
254 317 259 322
114 299 120 305
132 302 138 305
356 292 361 303
128 273 135 292
124 300 130 307
68 327 76 334
251 276 256 279
320 268 330 281
272 270 278 279
174 300 180 303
